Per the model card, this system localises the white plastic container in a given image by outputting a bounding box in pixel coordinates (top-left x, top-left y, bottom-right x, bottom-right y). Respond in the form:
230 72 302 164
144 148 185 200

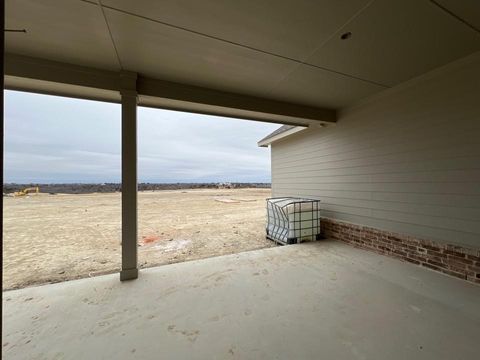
266 197 321 244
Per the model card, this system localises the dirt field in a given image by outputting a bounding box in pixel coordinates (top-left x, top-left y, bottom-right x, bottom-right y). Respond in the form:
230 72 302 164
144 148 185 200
3 188 275 290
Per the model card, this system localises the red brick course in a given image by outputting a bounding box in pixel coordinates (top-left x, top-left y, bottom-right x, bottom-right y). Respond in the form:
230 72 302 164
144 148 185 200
321 218 480 285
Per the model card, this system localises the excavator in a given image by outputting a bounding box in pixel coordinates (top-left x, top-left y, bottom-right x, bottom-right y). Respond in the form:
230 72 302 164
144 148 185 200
13 186 40 197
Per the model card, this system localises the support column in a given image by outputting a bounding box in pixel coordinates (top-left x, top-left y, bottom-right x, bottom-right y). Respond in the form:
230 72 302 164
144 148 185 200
120 71 138 281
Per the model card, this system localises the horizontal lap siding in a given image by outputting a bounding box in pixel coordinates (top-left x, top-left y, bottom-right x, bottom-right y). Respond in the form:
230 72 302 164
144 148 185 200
271 54 480 249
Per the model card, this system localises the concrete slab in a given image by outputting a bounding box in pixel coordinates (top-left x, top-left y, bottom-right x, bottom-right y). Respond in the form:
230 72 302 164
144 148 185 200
3 240 480 360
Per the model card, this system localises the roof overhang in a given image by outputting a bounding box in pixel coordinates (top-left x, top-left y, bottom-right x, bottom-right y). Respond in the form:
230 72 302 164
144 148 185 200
4 0 480 124
257 126 307 147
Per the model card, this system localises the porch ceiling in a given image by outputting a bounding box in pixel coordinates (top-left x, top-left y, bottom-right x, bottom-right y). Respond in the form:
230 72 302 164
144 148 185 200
4 0 480 123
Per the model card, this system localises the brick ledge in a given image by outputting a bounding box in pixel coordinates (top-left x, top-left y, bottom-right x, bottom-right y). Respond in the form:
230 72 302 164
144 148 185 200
320 217 480 285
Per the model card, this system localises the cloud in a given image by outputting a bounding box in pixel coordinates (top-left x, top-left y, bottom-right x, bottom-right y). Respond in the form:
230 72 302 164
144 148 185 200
4 90 279 183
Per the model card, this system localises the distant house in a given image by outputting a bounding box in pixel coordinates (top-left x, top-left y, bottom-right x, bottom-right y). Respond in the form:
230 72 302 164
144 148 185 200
259 54 480 280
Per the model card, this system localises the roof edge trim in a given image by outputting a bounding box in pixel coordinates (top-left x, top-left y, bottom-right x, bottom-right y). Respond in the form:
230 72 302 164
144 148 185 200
258 126 307 147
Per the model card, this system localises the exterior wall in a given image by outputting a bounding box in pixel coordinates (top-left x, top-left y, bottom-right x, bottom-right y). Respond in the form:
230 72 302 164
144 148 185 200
271 53 480 266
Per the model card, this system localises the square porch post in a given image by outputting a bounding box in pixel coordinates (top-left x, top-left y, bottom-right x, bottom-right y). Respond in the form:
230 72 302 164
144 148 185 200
120 71 138 281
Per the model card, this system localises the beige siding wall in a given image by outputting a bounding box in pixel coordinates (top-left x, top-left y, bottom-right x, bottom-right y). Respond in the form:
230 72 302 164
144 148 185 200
271 53 480 249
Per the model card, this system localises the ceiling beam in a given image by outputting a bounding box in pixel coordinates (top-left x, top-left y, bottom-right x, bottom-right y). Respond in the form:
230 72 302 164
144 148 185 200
5 53 119 91
4 53 337 125
137 77 336 125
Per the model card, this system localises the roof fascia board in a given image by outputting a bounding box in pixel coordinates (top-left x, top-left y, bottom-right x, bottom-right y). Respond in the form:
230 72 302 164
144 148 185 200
257 126 307 147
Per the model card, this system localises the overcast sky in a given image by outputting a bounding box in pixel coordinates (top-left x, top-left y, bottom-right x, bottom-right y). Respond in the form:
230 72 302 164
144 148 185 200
4 90 279 183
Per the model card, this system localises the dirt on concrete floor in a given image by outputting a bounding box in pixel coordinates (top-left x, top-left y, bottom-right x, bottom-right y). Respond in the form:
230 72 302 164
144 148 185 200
3 188 275 290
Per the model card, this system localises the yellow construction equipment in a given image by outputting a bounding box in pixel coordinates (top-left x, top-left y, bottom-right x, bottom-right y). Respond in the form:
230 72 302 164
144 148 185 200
13 187 40 197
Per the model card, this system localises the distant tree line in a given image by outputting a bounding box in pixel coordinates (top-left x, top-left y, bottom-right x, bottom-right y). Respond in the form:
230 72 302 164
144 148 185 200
3 182 271 195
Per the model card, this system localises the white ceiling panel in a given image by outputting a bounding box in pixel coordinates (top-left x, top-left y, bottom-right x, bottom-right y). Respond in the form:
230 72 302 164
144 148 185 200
102 0 370 61
306 0 480 87
5 0 119 71
104 8 298 98
270 65 384 108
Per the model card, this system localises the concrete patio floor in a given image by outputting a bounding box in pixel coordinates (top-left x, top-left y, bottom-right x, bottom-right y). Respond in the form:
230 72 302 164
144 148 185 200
3 240 480 360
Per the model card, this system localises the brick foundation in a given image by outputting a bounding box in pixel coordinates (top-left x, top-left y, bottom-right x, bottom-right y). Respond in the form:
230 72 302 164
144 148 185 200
321 218 480 285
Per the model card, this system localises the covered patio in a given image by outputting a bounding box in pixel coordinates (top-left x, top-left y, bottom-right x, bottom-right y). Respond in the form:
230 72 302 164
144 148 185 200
3 1 480 359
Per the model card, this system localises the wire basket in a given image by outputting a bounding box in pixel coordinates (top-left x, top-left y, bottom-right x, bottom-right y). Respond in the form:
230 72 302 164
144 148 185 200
266 197 321 245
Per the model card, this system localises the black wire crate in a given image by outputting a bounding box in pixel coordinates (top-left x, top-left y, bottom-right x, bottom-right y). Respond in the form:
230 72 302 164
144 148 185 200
266 197 321 245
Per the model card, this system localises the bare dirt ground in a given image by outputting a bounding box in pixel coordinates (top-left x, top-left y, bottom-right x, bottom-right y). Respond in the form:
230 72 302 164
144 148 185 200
3 188 275 290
